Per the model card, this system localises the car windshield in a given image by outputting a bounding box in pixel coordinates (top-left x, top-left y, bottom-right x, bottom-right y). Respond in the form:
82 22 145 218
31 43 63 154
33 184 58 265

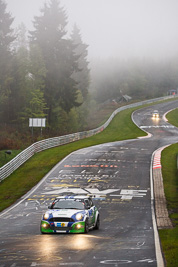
51 200 85 210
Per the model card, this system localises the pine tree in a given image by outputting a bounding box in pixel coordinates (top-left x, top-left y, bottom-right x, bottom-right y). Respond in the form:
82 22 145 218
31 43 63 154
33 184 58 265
29 0 80 127
10 45 29 124
25 44 47 119
71 24 90 100
9 26 47 127
0 0 15 123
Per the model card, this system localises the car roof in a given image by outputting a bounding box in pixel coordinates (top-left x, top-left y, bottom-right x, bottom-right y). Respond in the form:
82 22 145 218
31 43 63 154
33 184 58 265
56 195 91 200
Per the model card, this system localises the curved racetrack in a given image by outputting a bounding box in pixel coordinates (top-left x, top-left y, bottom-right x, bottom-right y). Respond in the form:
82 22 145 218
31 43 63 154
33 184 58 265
0 99 178 267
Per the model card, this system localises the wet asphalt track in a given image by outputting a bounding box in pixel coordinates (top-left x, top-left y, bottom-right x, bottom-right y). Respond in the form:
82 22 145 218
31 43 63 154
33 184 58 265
0 99 178 267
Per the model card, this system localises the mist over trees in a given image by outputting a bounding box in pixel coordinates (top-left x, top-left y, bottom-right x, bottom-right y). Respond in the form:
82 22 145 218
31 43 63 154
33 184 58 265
0 0 178 147
90 57 178 103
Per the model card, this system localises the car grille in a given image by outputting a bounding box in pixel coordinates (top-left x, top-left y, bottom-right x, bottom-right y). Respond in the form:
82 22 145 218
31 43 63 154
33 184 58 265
53 226 72 231
49 217 75 222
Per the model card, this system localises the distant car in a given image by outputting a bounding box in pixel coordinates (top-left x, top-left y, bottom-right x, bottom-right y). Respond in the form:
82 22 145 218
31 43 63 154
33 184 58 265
152 110 159 118
40 195 100 234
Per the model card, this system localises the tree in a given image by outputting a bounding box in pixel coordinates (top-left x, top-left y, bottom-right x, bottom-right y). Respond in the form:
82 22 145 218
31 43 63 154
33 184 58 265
8 26 47 127
24 44 47 120
0 0 15 123
71 24 90 100
29 0 80 128
9 45 29 124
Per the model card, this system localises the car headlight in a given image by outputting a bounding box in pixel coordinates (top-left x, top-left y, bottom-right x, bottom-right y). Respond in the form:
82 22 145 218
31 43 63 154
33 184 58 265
41 222 50 229
44 213 50 220
76 213 83 221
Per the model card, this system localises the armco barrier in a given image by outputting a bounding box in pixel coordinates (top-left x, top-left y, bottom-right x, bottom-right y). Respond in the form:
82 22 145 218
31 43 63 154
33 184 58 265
0 95 174 181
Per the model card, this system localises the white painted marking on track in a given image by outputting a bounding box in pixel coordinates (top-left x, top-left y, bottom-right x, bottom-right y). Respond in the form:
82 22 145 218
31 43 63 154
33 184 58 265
140 125 174 128
87 188 120 195
110 190 147 200
121 195 133 200
137 259 154 263
136 241 145 248
59 263 84 266
100 260 132 264
111 151 124 153
44 188 120 196
31 263 57 266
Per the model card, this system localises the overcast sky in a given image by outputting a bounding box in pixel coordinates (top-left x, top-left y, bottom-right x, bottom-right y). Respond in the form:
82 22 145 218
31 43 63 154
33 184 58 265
6 0 178 60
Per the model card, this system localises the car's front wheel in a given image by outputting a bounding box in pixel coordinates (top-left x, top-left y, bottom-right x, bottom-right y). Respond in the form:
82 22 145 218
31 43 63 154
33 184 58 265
84 219 89 233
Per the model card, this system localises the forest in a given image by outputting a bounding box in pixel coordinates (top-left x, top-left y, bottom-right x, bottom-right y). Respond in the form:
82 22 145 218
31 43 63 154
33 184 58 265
0 0 178 149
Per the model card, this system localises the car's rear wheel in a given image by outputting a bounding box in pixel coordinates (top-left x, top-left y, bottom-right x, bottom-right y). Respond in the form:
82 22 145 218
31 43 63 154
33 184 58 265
94 215 100 230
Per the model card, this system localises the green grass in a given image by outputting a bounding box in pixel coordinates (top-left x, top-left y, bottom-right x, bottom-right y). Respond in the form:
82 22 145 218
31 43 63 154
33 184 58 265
159 109 178 267
166 108 178 127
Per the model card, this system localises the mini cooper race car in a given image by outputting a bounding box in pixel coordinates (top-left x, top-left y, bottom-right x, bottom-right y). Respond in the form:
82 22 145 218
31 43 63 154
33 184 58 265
40 195 100 234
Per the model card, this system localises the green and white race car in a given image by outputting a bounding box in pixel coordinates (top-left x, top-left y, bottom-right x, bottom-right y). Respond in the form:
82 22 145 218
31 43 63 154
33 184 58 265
40 195 100 234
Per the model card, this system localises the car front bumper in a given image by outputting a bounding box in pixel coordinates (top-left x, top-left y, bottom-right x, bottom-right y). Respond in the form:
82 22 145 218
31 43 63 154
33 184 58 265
41 220 85 233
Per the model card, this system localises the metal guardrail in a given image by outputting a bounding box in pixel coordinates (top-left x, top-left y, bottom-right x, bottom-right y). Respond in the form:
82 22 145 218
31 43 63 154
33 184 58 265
0 95 174 181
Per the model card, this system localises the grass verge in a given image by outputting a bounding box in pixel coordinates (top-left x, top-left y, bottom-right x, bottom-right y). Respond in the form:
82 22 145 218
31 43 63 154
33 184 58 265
159 106 178 267
166 108 178 127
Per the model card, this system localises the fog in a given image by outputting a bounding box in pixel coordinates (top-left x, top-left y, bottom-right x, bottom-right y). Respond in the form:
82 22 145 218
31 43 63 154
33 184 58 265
6 0 178 60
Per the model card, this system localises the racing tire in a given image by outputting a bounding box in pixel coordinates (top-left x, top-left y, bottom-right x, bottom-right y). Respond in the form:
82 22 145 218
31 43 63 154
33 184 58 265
94 215 100 230
84 219 89 233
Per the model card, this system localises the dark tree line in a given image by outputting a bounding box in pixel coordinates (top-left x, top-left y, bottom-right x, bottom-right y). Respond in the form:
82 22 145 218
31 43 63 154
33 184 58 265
0 0 90 134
